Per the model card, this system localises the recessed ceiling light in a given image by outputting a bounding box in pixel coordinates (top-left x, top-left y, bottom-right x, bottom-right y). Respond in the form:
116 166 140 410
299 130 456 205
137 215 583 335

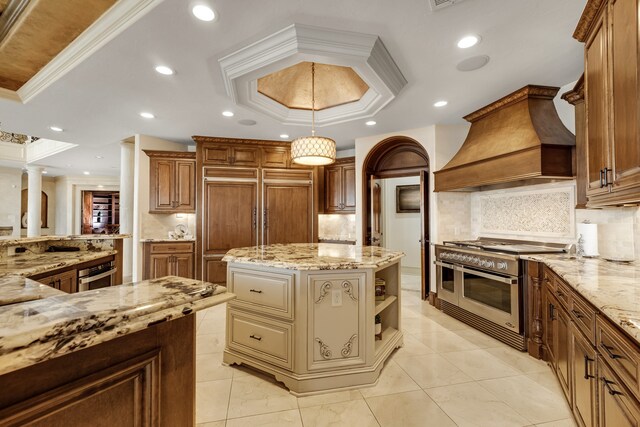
49 126 63 132
155 65 174 75
434 100 448 108
41 170 48 174
140 112 155 119
97 185 104 188
192 4 215 21
95 155 103 159
456 55 491 72
280 134 289 139
83 171 90 175
222 111 234 117
365 120 377 126
457 35 480 49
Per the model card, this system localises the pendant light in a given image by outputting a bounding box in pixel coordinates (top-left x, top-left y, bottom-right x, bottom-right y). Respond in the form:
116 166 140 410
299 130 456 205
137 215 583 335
291 63 336 166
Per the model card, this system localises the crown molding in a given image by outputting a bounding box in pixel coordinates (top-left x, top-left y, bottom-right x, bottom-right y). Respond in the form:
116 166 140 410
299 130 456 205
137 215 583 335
12 0 165 104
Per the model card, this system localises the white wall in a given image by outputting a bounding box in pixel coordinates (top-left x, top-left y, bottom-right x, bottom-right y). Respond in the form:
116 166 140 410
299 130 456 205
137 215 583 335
0 166 22 236
132 134 191 281
21 175 57 236
382 176 421 273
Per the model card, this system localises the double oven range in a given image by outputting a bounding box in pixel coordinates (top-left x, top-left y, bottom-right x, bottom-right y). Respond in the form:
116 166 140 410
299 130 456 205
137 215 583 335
435 238 566 351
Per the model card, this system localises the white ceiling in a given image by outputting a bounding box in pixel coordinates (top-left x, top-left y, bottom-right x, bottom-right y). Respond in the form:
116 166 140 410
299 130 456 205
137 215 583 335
0 0 586 176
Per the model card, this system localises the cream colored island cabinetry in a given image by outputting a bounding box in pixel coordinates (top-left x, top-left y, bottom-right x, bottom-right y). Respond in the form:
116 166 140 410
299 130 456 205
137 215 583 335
222 243 404 395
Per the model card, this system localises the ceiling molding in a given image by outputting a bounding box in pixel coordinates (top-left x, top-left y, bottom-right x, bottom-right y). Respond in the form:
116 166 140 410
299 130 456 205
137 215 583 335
218 23 407 127
1 0 165 104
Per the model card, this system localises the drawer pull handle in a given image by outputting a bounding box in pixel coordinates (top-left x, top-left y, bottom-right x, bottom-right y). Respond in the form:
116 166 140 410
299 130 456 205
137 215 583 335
584 355 594 379
549 303 556 321
571 309 583 319
249 334 262 341
249 289 263 294
555 290 565 298
601 377 623 396
600 342 622 359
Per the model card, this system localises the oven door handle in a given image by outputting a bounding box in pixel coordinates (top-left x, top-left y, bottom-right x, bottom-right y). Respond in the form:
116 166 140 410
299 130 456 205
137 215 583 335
459 266 517 285
79 267 117 285
434 261 456 269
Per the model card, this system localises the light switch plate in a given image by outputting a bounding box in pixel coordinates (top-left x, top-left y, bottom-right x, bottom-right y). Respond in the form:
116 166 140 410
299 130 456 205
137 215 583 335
332 289 342 306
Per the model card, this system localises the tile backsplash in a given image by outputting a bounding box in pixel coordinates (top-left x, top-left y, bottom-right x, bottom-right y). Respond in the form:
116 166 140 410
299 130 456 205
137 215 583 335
318 214 356 240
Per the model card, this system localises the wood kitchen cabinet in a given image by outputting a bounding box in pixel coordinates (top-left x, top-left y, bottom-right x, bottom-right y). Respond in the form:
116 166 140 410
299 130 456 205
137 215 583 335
144 150 196 213
323 157 355 213
575 0 640 206
572 321 597 427
37 269 77 293
143 241 194 280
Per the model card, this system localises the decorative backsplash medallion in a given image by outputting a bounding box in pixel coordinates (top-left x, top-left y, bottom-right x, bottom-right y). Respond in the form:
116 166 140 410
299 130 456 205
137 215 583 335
476 184 575 239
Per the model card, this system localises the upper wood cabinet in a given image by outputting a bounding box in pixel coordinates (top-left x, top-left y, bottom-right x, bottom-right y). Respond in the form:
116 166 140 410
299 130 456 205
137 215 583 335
576 0 640 206
323 157 356 214
144 150 196 214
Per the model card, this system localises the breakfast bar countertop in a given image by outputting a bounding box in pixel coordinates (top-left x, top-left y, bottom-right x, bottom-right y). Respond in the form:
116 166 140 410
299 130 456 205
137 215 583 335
0 276 233 376
223 243 404 271
522 254 640 346
0 250 117 278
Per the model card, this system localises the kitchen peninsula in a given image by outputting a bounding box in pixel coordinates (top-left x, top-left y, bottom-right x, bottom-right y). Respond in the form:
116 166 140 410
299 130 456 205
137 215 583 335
0 275 233 426
222 243 404 395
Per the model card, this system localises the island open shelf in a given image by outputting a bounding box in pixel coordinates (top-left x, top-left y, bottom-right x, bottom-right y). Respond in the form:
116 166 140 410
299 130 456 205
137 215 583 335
222 243 404 396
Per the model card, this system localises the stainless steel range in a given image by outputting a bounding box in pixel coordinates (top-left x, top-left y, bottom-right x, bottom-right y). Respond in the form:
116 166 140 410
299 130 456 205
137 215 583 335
435 238 566 351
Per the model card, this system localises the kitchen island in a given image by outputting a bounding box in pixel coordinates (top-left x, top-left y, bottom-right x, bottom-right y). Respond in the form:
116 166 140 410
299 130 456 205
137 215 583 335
222 243 404 395
0 275 234 426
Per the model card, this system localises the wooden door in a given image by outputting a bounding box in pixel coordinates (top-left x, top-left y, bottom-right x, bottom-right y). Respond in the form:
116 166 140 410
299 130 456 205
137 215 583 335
204 256 227 285
370 176 382 246
149 254 171 279
585 7 611 196
598 358 640 427
56 270 77 293
81 191 93 234
544 288 557 367
556 302 572 402
419 170 430 300
572 323 597 427
610 0 640 192
231 147 260 167
203 181 258 254
151 158 175 211
262 147 290 168
342 165 356 212
263 183 313 244
175 160 195 211
174 253 194 279
324 166 342 212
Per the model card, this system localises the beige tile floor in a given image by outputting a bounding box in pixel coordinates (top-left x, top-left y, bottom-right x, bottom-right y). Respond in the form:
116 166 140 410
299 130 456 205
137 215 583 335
195 282 577 427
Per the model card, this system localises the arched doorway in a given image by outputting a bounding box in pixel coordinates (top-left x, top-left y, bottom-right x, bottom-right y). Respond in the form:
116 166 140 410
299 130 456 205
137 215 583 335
362 136 431 300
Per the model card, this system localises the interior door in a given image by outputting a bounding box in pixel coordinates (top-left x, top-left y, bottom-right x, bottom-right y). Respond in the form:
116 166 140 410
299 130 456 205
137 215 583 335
420 170 430 300
370 176 383 246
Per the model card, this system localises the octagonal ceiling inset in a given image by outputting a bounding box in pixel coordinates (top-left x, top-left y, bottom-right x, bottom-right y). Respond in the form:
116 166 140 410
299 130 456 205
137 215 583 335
258 62 369 111
218 24 407 127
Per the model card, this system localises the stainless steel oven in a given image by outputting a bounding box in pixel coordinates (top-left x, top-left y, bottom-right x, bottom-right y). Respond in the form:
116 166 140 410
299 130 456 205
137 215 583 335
435 260 459 305
78 261 117 292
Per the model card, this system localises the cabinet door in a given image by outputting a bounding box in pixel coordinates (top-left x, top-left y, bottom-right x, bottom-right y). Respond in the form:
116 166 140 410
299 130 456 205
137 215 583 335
585 8 611 196
610 0 640 192
149 254 172 279
231 147 260 167
37 274 58 289
150 158 176 211
543 287 557 366
203 181 258 253
173 253 194 279
262 147 290 168
56 270 77 294
572 324 597 427
204 256 227 285
598 358 640 427
308 274 366 370
556 302 572 402
174 160 196 212
263 182 313 245
342 164 356 212
324 167 342 212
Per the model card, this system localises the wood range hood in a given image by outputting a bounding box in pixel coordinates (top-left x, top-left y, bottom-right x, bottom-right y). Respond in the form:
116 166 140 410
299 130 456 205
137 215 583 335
434 85 576 192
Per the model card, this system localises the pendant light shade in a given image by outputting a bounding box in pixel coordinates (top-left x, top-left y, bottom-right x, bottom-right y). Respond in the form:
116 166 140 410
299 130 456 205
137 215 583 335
291 62 336 166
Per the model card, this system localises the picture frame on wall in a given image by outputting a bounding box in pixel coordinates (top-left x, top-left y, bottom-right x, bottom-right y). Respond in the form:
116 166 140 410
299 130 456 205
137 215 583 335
396 185 420 213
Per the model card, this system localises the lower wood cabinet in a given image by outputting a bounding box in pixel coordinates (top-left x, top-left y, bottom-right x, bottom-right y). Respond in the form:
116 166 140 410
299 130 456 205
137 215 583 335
572 321 597 427
36 269 77 293
143 241 194 280
598 357 640 427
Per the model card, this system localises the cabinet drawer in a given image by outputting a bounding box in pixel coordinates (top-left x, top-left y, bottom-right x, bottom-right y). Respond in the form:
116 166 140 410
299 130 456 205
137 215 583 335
597 315 640 400
570 293 597 346
554 276 571 309
228 268 293 320
227 310 292 369
149 242 194 253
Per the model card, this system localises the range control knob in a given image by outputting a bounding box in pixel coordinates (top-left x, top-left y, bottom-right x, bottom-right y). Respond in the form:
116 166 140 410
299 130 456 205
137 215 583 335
497 262 508 270
472 257 480 265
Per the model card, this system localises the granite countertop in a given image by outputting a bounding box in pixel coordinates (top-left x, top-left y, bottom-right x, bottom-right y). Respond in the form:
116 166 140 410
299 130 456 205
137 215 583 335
0 276 63 306
0 250 117 278
523 254 640 345
0 234 130 246
0 276 234 375
140 238 196 243
223 243 404 270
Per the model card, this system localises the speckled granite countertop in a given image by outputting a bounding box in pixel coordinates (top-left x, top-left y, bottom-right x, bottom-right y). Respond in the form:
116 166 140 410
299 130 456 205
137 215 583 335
223 243 404 270
0 250 117 278
0 276 63 306
0 276 233 375
0 234 130 246
522 254 640 345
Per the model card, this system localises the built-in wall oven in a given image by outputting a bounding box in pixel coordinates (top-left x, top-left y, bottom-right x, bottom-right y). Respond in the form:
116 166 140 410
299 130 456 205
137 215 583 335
78 261 117 292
